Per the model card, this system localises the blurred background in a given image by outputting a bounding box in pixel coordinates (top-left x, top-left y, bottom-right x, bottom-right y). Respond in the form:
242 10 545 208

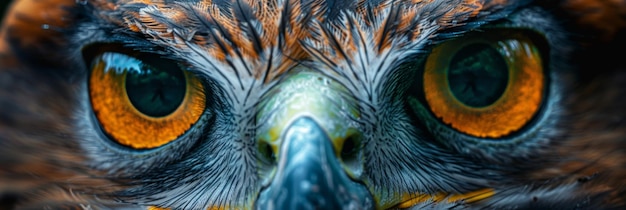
1 1 9 21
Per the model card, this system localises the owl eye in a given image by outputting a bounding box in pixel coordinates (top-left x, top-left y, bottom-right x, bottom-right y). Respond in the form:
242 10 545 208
88 51 206 149
422 31 545 138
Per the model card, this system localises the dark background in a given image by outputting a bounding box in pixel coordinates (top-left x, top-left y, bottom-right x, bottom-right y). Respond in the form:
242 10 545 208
1 1 9 21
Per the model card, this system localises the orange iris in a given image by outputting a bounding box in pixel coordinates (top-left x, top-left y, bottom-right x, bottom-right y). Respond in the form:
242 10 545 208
89 52 206 149
423 32 544 138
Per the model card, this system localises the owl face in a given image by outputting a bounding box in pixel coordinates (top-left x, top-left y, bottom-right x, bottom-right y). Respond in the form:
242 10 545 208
1 0 625 209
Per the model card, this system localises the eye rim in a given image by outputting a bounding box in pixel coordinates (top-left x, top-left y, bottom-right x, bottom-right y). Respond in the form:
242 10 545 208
422 30 549 139
85 44 208 150
77 43 216 175
405 28 556 154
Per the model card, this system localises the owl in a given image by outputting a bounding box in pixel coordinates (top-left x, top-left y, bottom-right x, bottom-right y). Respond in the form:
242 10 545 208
1 0 625 209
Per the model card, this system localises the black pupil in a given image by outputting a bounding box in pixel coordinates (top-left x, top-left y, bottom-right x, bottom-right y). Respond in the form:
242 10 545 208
125 62 186 117
447 43 509 107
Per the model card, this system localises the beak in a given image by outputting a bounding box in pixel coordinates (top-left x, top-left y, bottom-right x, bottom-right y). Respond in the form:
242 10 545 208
256 117 373 209
255 70 374 209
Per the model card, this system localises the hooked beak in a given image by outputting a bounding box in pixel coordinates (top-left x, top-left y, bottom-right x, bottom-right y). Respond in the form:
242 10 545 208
256 117 374 209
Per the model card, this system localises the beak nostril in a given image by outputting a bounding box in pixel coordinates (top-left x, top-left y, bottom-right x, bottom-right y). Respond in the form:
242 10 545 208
341 135 359 157
266 143 276 163
340 134 363 177
257 140 277 186
258 141 276 165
